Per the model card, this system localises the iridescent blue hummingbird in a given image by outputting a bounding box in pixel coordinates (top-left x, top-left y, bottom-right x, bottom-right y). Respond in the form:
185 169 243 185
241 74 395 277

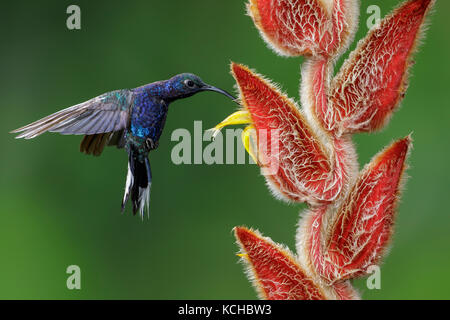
11 73 235 218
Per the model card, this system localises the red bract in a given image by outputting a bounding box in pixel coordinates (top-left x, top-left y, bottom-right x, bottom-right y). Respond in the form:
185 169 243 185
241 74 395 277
234 227 360 300
231 63 348 203
299 137 411 283
213 0 433 299
247 0 359 57
329 0 434 134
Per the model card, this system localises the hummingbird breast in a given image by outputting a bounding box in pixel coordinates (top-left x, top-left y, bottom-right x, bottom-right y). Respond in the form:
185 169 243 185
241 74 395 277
128 93 169 151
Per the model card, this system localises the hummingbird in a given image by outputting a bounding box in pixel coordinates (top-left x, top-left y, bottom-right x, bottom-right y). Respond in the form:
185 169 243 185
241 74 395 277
11 73 235 218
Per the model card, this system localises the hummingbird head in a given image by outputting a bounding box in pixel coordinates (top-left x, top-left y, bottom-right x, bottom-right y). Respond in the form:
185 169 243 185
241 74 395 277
166 73 235 101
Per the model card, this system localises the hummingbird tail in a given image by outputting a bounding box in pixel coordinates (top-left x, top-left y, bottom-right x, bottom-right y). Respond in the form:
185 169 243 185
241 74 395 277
121 153 152 219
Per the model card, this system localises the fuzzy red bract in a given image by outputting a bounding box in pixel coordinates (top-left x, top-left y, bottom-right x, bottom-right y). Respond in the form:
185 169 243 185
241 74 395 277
303 137 411 283
234 227 326 300
247 0 331 56
219 0 434 300
248 0 360 57
325 138 411 279
232 63 345 203
329 0 433 134
234 227 360 300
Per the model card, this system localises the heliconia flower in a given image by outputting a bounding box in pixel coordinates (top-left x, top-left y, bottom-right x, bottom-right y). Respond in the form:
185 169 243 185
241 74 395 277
297 137 411 283
211 63 351 204
221 0 433 300
246 0 359 57
234 226 360 300
326 0 435 134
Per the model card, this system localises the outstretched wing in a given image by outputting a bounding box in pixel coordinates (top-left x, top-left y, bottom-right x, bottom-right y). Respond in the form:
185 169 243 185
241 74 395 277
11 89 133 156
11 89 133 139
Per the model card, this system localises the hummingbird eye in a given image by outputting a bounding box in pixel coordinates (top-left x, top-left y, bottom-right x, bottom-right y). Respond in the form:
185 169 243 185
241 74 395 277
184 79 196 88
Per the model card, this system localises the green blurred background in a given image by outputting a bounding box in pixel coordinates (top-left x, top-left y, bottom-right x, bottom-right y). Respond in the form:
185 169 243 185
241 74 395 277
0 0 448 299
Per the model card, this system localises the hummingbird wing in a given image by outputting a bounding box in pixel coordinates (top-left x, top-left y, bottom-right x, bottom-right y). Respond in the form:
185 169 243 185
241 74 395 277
11 89 133 139
11 89 133 156
11 89 134 156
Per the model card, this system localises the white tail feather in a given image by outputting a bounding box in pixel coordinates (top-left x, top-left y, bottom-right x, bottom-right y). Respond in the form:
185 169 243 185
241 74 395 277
122 162 133 206
138 184 151 220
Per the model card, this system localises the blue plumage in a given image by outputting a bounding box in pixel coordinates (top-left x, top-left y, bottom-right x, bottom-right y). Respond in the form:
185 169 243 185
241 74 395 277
130 94 168 141
12 73 235 218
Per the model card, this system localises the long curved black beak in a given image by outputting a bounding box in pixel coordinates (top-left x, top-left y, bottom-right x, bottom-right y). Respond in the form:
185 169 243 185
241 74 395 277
202 85 237 102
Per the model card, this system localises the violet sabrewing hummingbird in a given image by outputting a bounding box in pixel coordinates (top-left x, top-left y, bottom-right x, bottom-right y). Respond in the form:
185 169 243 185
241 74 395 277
11 73 235 218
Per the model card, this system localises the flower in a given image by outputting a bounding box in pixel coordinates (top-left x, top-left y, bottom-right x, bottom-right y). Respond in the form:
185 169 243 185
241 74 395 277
213 0 434 300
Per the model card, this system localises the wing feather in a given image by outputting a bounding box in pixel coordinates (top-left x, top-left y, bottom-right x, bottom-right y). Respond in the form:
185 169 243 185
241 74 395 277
12 90 133 139
55 110 103 135
93 110 115 134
